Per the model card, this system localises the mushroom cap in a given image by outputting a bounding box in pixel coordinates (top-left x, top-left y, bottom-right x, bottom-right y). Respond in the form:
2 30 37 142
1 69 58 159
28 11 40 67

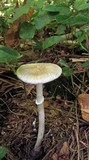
16 63 62 84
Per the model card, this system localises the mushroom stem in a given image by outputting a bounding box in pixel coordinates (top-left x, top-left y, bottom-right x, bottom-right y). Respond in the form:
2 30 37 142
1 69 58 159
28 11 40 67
34 84 45 151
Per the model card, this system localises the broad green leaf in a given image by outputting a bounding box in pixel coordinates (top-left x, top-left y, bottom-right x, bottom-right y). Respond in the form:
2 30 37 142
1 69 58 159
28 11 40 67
56 25 66 35
42 36 64 50
12 0 35 22
12 6 29 22
75 30 83 38
56 14 89 26
69 14 89 26
62 67 73 77
74 0 89 11
82 61 89 68
0 146 8 159
77 34 85 43
58 59 69 67
35 13 54 29
34 0 44 8
44 3 70 14
0 45 22 64
75 30 85 43
19 22 36 39
0 19 8 33
56 14 71 24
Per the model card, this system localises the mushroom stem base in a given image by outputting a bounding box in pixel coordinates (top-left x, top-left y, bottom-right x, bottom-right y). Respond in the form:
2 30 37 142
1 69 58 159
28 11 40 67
34 102 45 152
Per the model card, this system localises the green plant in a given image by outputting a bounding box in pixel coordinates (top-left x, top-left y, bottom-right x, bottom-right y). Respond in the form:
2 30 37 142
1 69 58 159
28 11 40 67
43 0 89 50
11 0 89 51
0 45 22 65
0 146 8 159
58 59 73 77
0 45 22 73
0 18 8 34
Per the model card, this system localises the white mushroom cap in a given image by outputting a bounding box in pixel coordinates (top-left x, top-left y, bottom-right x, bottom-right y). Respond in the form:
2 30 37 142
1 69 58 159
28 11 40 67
16 63 62 84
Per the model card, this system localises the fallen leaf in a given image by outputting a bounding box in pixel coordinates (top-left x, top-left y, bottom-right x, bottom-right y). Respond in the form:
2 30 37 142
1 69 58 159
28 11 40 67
52 153 57 160
50 110 57 117
59 142 69 156
78 93 89 122
25 84 35 95
4 7 34 47
52 142 69 160
24 7 34 22
4 19 20 47
56 95 61 100
44 100 50 108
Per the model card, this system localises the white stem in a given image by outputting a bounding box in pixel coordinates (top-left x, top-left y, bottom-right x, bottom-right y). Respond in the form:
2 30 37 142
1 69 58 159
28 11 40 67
34 84 45 151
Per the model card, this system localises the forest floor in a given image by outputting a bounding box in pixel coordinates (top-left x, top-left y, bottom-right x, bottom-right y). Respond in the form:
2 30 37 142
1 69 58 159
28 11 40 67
1 42 89 160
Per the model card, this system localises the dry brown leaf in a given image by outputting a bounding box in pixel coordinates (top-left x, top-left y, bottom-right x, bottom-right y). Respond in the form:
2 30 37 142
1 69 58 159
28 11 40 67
56 95 61 100
50 110 57 117
24 7 34 22
59 142 69 156
25 84 35 95
78 93 89 122
76 62 83 71
52 142 69 160
4 19 20 47
52 153 58 160
4 7 34 47
44 100 50 108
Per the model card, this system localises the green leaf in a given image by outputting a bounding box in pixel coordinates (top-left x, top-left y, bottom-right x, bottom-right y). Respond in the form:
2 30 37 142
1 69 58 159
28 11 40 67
35 13 53 29
42 36 64 50
56 25 66 35
58 59 69 67
34 0 44 8
44 3 70 14
0 45 22 64
76 31 85 43
19 22 36 39
74 0 89 11
69 14 89 26
0 146 8 159
56 14 71 24
56 14 89 26
80 43 89 52
75 30 83 38
12 0 34 22
62 67 73 77
82 61 89 68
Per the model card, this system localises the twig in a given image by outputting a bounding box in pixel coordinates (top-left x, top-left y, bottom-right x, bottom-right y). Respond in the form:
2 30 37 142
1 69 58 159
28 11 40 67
0 98 28 116
75 101 80 160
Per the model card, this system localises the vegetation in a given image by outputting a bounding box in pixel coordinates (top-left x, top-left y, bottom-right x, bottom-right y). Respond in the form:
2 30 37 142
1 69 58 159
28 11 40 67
0 146 8 160
0 0 89 159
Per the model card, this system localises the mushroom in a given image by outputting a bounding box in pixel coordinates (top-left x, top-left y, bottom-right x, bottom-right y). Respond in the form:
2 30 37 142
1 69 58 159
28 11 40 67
16 63 62 152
